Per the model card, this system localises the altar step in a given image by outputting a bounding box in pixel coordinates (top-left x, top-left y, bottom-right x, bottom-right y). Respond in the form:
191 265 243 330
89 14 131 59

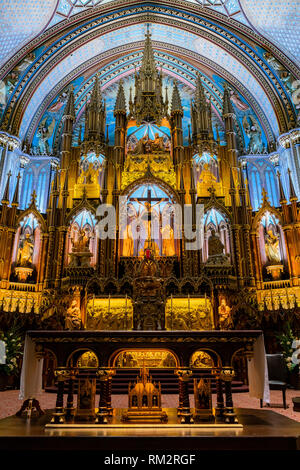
45 368 248 395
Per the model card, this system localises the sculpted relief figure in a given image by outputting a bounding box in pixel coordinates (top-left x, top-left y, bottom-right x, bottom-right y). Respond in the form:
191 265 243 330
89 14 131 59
71 229 90 253
17 233 34 267
65 300 82 330
265 229 281 264
208 229 224 257
218 298 233 330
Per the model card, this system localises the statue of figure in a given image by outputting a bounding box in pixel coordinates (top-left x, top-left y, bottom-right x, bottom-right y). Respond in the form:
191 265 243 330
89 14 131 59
151 133 165 153
71 229 90 252
218 298 233 330
265 229 281 264
65 300 82 330
36 117 55 155
208 229 224 257
132 135 148 155
161 224 175 256
199 163 217 185
263 52 297 95
242 115 263 154
122 223 134 257
17 233 34 266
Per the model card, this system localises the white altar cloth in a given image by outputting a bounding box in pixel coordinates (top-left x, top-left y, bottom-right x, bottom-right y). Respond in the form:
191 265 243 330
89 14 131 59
19 335 43 400
248 334 270 403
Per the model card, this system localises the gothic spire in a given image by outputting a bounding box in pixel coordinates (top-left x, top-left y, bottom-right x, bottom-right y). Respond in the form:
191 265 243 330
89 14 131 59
195 73 206 108
140 29 157 77
1 171 11 204
12 172 21 206
276 171 287 203
287 168 297 201
114 80 126 114
171 82 183 114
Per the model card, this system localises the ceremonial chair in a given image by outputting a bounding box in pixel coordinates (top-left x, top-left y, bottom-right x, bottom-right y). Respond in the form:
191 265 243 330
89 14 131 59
260 354 288 409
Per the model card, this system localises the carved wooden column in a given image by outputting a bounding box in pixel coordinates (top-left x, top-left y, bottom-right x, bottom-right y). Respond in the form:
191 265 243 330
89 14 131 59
95 369 110 423
175 369 193 423
212 367 224 418
65 368 78 421
51 368 70 424
105 369 115 416
220 367 238 424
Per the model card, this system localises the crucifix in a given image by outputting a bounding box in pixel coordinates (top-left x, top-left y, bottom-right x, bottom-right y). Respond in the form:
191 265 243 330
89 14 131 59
130 188 168 255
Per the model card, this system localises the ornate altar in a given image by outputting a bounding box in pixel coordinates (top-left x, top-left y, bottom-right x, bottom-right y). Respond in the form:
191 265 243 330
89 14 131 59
122 366 168 422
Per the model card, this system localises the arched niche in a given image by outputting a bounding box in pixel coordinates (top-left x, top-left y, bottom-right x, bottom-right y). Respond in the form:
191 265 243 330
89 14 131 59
189 350 219 368
126 120 171 153
258 211 287 281
10 213 42 283
202 208 231 263
120 182 179 258
65 209 98 267
110 348 179 368
66 348 100 368
193 152 219 189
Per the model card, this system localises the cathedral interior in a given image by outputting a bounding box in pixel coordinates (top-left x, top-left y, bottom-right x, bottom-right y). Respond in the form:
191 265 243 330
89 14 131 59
0 0 300 450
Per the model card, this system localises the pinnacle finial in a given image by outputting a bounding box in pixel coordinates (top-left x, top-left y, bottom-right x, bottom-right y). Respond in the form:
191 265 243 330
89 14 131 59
1 170 12 204
114 79 126 114
12 172 21 206
276 171 287 203
171 81 183 113
30 190 37 206
287 168 297 201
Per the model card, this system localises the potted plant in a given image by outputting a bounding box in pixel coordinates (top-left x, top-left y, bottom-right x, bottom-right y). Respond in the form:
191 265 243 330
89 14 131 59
0 326 23 391
277 324 300 390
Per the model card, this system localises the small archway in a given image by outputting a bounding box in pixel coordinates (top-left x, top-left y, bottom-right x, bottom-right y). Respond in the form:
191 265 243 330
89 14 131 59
10 213 42 283
120 182 179 258
203 208 231 263
65 209 98 267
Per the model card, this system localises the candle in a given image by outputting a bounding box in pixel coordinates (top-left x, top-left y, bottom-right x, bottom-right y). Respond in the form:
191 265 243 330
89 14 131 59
93 293 95 313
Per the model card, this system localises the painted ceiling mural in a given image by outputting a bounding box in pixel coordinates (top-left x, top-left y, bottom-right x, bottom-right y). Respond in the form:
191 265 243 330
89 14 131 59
0 0 299 151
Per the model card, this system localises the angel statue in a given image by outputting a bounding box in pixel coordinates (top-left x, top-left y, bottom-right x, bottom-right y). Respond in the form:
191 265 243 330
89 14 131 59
36 117 55 155
242 115 263 154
